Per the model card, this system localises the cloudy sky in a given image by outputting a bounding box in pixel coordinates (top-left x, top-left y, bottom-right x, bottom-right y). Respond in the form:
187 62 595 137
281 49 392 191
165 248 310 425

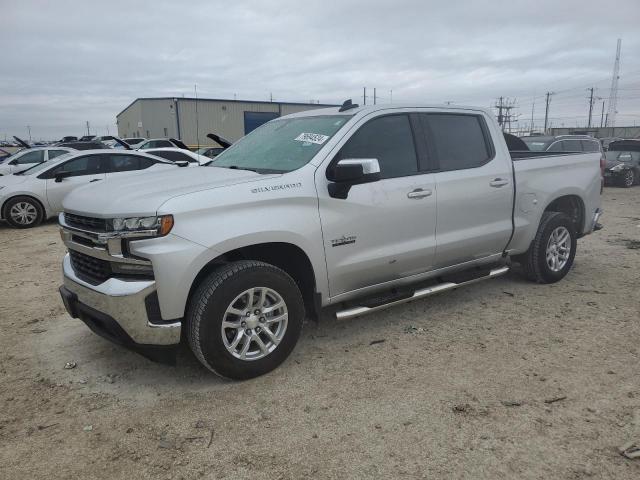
1 0 639 140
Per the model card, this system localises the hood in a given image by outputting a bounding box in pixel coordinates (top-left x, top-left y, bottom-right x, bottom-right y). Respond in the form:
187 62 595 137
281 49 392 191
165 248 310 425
605 160 628 170
63 165 279 217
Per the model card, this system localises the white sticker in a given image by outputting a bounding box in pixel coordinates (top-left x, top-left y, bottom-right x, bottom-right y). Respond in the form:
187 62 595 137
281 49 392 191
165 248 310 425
295 132 329 145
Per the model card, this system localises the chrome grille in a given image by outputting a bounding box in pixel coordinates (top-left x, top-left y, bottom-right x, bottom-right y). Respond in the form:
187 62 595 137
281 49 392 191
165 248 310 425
69 250 111 285
64 213 108 232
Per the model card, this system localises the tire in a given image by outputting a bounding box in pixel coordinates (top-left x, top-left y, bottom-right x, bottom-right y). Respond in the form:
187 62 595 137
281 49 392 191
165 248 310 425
186 260 305 380
621 169 635 188
520 212 577 284
3 196 44 228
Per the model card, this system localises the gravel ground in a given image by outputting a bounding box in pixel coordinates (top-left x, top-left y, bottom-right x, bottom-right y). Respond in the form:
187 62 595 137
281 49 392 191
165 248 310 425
0 187 639 479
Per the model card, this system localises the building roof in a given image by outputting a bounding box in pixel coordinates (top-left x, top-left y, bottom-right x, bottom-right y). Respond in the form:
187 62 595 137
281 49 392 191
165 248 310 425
116 97 339 118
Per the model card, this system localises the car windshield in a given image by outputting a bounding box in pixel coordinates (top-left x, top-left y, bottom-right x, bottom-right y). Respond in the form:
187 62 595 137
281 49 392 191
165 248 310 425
17 153 75 175
210 115 351 173
522 138 551 151
606 151 638 163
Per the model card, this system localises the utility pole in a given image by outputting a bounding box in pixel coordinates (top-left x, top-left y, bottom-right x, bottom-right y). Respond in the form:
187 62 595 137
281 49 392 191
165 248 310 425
373 88 377 105
363 87 367 105
86 121 90 136
494 97 517 132
194 84 200 149
544 92 554 133
600 101 606 128
530 95 535 134
496 97 504 128
606 38 622 128
27 125 31 143
390 90 393 104
587 87 595 128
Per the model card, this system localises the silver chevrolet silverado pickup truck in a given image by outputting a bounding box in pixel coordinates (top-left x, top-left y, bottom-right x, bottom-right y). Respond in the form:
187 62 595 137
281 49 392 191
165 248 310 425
58 102 603 379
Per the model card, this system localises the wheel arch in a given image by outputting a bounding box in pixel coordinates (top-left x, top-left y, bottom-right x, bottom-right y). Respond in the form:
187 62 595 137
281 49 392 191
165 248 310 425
187 242 320 320
543 194 585 237
1 193 47 221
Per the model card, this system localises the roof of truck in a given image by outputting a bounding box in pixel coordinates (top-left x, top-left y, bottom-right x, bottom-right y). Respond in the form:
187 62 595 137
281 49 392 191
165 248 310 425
284 103 493 119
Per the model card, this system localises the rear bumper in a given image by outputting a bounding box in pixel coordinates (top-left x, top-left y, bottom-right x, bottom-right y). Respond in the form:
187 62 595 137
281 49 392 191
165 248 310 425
60 253 181 360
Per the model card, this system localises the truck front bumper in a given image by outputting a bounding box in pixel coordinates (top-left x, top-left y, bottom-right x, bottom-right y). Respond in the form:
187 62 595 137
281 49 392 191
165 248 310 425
60 254 181 364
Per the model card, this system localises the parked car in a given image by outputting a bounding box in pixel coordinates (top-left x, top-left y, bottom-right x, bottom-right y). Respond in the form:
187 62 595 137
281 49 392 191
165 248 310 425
0 147 74 176
521 135 601 153
195 133 233 158
123 137 146 148
137 138 189 150
600 137 624 151
60 136 78 143
604 139 640 187
58 101 602 379
0 150 179 228
145 148 210 165
78 135 96 142
56 141 108 150
0 148 13 161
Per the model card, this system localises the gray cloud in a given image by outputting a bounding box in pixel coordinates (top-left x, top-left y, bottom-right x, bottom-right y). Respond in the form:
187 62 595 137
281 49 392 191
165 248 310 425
1 0 639 140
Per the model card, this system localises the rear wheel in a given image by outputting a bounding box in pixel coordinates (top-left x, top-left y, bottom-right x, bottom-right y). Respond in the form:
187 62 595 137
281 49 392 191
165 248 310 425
3 196 44 228
519 212 577 284
186 260 304 379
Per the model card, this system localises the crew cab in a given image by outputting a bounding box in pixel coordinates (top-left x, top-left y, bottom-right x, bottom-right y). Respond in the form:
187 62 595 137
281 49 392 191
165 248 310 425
0 150 179 228
58 102 603 379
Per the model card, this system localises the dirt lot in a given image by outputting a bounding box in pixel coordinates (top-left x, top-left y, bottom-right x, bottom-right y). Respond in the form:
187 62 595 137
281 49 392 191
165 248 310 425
0 188 639 479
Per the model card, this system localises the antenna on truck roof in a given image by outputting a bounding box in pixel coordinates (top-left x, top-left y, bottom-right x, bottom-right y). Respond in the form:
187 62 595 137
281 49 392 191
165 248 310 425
339 99 359 112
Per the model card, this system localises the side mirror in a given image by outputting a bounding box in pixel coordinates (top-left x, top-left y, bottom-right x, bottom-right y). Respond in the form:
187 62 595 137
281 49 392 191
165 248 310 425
54 171 72 183
327 158 381 199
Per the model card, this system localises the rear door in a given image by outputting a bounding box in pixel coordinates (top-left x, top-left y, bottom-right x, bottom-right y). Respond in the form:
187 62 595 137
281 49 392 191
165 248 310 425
318 112 438 297
421 112 513 268
44 155 105 213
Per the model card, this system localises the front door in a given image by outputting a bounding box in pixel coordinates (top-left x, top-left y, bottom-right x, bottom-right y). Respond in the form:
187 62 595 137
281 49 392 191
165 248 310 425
317 113 437 298
45 155 105 214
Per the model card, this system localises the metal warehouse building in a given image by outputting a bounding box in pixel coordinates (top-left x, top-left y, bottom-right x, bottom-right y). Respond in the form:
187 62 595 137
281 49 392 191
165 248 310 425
116 97 337 147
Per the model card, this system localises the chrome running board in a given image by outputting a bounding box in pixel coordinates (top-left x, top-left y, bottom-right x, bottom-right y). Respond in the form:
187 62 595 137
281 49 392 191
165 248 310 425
335 266 509 320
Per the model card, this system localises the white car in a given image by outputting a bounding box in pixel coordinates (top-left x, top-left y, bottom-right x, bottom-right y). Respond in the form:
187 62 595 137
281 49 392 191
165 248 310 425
0 150 178 228
137 138 189 150
145 148 211 165
123 137 146 148
0 147 74 176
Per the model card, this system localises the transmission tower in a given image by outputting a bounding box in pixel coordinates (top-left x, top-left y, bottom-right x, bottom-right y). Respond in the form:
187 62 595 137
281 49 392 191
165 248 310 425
606 39 621 128
494 97 518 133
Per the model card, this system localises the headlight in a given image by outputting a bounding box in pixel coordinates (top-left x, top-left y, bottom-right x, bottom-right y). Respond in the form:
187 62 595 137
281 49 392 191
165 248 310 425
109 215 173 236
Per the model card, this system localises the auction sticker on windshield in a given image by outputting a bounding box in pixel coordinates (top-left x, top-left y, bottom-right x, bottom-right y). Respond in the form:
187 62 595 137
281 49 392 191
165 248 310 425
294 133 330 145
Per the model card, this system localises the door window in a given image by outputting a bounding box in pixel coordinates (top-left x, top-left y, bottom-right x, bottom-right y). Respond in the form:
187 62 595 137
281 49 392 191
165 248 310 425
337 114 418 179
48 156 102 178
15 150 45 164
106 154 156 172
420 114 492 171
562 140 582 152
581 140 600 152
48 150 69 160
547 141 563 152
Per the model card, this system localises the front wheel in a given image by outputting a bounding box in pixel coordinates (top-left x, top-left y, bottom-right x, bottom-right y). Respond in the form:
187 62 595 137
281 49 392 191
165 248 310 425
519 212 577 284
3 196 44 228
621 169 635 188
186 260 305 379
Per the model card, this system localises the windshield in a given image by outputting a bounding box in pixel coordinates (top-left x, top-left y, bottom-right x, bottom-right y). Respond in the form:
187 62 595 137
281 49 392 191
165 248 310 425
606 151 638 163
522 138 551 151
17 153 75 175
210 115 351 173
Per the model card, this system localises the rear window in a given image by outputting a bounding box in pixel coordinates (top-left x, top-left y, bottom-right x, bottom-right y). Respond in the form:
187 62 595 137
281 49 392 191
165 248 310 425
421 114 491 171
581 140 600 152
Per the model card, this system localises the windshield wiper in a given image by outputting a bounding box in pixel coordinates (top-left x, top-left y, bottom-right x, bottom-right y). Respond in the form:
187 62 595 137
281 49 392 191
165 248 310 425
226 165 259 173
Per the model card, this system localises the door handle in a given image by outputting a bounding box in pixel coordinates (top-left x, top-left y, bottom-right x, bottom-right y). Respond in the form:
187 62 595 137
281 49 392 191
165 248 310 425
407 188 433 199
90 179 102 183
489 178 509 187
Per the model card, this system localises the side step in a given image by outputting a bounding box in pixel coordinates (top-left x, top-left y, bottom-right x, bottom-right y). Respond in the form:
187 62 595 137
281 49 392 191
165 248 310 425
335 266 509 320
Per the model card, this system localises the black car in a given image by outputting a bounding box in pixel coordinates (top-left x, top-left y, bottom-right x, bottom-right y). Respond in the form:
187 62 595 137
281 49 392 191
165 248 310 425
604 140 640 188
521 135 601 153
